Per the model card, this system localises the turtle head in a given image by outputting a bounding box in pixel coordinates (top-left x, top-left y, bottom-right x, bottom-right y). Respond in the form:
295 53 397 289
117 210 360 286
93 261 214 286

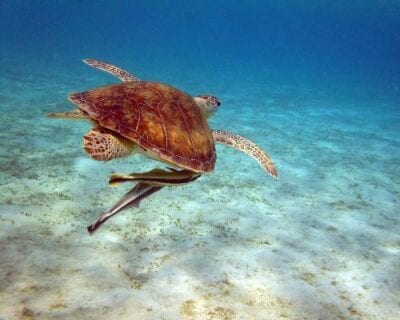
194 95 221 118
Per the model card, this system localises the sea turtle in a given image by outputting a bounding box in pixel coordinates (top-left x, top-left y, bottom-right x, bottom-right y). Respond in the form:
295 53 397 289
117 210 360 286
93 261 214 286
48 59 278 232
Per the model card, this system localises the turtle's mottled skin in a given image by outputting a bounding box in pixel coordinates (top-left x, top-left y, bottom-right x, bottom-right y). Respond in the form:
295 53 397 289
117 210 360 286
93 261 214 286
70 82 215 172
83 58 139 82
212 130 278 178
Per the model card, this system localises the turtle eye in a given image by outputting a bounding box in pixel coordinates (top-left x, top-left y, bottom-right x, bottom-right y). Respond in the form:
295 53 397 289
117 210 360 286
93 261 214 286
217 101 221 107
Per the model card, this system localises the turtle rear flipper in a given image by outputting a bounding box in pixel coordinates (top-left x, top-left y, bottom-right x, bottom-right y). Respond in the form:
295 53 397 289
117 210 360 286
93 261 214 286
47 109 89 120
83 128 135 161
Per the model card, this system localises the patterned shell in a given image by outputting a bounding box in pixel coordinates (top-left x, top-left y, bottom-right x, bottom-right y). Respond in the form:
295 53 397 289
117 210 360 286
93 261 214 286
69 82 216 172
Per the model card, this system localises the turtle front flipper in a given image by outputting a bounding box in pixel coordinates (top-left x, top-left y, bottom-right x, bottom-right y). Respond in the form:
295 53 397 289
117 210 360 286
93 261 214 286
83 127 135 161
83 59 140 83
212 130 278 179
109 168 201 186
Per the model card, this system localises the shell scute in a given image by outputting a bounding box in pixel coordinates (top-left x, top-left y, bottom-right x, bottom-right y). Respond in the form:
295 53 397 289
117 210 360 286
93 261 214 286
69 82 215 172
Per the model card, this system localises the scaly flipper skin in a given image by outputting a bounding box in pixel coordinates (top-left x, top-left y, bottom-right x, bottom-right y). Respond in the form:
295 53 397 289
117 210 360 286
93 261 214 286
47 109 89 119
83 127 135 161
212 130 278 179
83 59 140 83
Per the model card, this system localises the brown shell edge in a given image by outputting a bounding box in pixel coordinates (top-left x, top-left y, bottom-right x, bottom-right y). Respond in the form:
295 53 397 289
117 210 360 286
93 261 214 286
68 90 216 173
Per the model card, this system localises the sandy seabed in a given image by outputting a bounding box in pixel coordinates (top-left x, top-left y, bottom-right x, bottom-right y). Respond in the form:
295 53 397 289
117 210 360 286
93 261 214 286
0 60 399 319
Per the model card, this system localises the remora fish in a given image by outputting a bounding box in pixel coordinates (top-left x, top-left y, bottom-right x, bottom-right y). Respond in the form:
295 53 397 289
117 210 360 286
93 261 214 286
87 168 201 234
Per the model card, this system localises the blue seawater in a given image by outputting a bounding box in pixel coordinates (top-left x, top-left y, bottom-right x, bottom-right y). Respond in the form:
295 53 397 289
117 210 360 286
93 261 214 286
0 1 399 319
